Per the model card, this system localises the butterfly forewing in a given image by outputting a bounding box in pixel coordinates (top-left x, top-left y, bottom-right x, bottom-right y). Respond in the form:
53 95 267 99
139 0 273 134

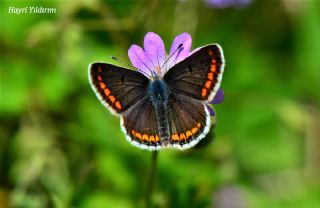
164 44 224 102
89 63 149 114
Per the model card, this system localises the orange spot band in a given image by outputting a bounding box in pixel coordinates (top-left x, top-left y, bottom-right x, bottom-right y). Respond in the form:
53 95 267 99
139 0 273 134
99 82 106 89
208 72 214 80
179 133 186 141
155 135 160 142
115 101 122 110
205 81 212 89
142 134 149 142
104 88 110 96
172 134 179 141
210 64 216 72
109 95 115 103
186 131 192 139
192 127 198 134
202 88 207 97
136 133 142 139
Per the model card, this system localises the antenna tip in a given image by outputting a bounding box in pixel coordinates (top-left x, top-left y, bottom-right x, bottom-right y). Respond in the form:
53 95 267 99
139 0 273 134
111 56 118 60
178 43 183 48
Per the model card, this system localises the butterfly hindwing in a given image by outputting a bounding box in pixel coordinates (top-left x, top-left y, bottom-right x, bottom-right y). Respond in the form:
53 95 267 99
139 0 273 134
121 97 161 150
167 94 211 149
120 94 211 150
89 63 149 114
164 44 224 102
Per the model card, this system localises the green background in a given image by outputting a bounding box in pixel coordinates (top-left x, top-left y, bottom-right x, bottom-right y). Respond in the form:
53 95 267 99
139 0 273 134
1 0 320 207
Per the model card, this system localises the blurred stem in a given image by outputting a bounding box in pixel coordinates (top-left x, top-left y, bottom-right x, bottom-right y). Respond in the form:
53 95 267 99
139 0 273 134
145 151 158 208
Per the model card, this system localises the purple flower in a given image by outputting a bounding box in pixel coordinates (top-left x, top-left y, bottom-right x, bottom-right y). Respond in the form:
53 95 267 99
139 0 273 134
205 0 252 8
128 32 224 116
128 32 192 77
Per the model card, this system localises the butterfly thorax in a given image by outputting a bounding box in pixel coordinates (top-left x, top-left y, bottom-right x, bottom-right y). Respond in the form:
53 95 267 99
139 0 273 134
148 78 169 103
148 78 170 145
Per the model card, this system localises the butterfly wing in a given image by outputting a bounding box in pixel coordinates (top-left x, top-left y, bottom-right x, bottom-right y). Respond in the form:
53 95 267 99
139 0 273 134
120 95 210 150
89 62 149 115
121 93 211 150
164 44 224 102
167 94 211 149
162 44 224 149
120 97 161 150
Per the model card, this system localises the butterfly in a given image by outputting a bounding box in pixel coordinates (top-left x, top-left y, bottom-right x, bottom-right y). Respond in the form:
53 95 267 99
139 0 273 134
88 44 224 151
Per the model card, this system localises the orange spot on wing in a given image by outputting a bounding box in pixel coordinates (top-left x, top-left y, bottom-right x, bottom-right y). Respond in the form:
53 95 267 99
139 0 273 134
205 81 212 89
150 135 155 143
104 88 110 96
179 133 186 141
131 130 136 136
186 131 192 139
208 50 213 56
197 122 201 128
155 135 160 142
172 134 179 141
208 72 214 80
99 82 106 89
210 64 216 72
135 133 142 140
98 75 102 81
202 88 207 97
142 134 149 142
115 101 122 110
192 127 198 134
109 95 116 103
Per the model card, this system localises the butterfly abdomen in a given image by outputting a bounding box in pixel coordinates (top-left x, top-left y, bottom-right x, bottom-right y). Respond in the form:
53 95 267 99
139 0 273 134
148 79 171 145
155 103 170 144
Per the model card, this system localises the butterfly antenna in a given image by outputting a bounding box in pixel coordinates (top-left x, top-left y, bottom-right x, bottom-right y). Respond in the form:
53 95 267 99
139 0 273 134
111 56 150 77
160 43 183 72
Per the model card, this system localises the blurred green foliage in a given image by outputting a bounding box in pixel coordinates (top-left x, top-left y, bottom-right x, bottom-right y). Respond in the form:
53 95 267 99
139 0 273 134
1 0 320 207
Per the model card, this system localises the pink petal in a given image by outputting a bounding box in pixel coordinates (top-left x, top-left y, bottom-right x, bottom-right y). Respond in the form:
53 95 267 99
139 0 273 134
143 32 166 74
128 44 154 76
168 32 192 67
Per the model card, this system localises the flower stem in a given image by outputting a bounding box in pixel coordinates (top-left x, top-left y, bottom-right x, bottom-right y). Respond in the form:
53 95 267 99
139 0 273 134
145 151 158 208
